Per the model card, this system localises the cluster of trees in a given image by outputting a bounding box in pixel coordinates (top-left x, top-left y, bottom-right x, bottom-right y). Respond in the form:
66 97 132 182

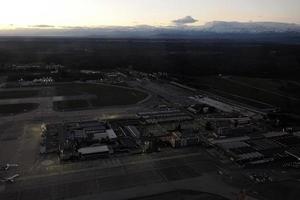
0 38 300 79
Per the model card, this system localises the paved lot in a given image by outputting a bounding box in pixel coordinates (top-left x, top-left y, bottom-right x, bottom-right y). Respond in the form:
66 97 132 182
0 145 241 200
0 118 243 200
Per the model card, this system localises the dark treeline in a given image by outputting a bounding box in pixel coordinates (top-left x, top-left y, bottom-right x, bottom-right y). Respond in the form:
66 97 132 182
0 38 300 79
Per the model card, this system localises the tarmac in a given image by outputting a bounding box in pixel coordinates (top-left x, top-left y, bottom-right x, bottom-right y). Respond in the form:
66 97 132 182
1 80 292 200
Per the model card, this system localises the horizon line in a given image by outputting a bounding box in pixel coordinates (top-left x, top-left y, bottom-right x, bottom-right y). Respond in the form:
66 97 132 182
1 20 300 30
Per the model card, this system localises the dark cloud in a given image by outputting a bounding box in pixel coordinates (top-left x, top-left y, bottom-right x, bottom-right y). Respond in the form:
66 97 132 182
30 24 55 28
173 16 198 25
60 26 87 29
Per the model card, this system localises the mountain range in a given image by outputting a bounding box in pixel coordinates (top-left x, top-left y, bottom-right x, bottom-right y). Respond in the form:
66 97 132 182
199 21 300 33
1 21 300 42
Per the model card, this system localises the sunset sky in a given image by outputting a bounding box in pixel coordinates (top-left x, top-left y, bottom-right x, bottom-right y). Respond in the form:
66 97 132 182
0 0 299 28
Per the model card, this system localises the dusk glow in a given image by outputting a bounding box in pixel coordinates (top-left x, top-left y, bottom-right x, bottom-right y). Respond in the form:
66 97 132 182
0 0 299 28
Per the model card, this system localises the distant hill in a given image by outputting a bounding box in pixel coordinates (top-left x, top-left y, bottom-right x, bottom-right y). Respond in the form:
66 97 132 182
200 21 300 33
1 21 300 43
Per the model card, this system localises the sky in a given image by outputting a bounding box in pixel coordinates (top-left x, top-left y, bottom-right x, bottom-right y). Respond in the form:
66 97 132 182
0 0 299 29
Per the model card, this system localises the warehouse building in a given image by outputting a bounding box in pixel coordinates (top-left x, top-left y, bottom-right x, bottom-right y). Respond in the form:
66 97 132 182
263 131 288 138
78 145 110 159
57 120 118 161
137 109 193 124
125 125 141 138
65 120 117 143
211 136 251 145
247 138 284 158
187 104 215 114
234 152 265 164
165 129 201 148
216 141 265 164
214 125 256 138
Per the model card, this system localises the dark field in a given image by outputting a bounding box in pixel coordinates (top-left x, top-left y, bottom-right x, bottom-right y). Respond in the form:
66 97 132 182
0 87 56 99
0 83 148 111
1 38 300 79
53 83 148 111
0 90 39 99
0 103 39 115
232 77 300 99
131 190 229 200
53 100 90 111
0 38 299 113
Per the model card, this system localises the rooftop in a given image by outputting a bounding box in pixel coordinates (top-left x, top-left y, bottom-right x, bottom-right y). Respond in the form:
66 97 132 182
78 145 109 155
263 132 288 138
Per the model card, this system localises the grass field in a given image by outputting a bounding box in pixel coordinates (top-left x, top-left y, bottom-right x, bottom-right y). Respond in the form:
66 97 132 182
0 86 56 99
53 100 90 111
53 83 148 111
232 77 300 99
0 90 39 99
0 103 39 116
186 76 300 114
0 83 148 111
207 89 274 109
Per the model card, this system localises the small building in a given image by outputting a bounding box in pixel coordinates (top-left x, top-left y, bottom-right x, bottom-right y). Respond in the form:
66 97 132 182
234 152 264 164
218 141 250 151
187 104 215 115
168 129 201 148
248 138 284 156
263 131 288 138
137 109 193 124
65 120 117 143
216 139 266 165
211 136 250 145
212 120 232 129
78 145 110 159
214 126 255 138
93 129 117 141
230 117 251 126
125 125 141 138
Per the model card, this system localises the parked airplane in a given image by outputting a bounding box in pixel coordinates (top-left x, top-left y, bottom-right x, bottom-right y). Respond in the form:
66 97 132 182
0 174 20 183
